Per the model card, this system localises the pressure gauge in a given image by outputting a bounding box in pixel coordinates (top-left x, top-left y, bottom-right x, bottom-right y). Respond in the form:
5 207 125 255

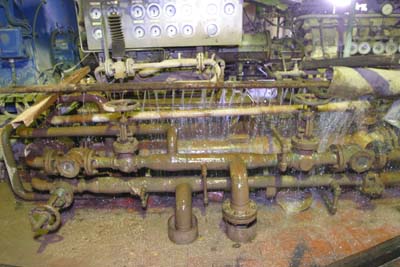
148 4 161 18
206 24 219 37
92 28 103 40
131 5 145 19
224 3 235 15
381 3 394 16
134 26 145 38
89 7 102 20
182 25 194 36
150 25 162 37
165 4 176 17
166 25 178 37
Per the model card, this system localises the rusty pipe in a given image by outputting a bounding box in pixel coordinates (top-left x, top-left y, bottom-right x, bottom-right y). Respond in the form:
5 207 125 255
0 80 331 95
17 124 169 138
230 159 250 212
0 125 46 200
49 101 370 125
175 183 193 231
30 173 369 194
167 127 178 155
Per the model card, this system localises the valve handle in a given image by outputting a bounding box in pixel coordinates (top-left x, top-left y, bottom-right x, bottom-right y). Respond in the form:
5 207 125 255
29 204 61 233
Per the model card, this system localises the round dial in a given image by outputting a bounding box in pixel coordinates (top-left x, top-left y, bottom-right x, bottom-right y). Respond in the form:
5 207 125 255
165 4 176 17
206 24 219 37
131 5 145 19
134 27 145 38
92 28 103 40
224 3 235 15
166 25 178 37
381 3 394 16
182 25 194 36
89 8 102 20
148 4 161 18
150 25 162 37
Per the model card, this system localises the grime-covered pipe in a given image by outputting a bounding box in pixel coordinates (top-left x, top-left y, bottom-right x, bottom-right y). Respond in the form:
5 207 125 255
31 173 368 194
175 183 193 231
223 159 257 242
230 160 250 212
49 101 370 125
328 67 400 98
0 125 46 200
168 183 198 244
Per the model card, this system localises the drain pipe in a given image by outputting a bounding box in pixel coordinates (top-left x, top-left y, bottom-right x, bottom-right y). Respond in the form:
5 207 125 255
168 183 198 244
222 159 257 242
0 124 46 200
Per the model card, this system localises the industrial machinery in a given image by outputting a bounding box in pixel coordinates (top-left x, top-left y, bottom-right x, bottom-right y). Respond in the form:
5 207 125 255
1 0 400 244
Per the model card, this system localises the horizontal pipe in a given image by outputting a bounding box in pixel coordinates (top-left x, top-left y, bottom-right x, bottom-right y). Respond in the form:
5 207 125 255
49 101 370 125
0 80 331 95
17 124 169 138
31 172 396 194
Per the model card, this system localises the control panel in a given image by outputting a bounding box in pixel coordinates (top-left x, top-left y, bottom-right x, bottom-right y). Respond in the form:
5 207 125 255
82 0 243 50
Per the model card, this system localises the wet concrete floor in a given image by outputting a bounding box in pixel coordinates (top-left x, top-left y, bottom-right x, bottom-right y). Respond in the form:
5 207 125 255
1 181 400 267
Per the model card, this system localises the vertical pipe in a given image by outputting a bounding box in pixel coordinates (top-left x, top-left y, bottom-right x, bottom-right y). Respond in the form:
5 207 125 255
230 159 250 212
175 183 193 231
167 127 178 155
0 124 46 200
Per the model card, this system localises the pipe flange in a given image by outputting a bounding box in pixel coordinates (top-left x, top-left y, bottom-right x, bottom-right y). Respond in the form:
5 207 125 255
113 138 138 154
44 150 58 175
225 219 257 243
222 199 257 225
168 215 198 244
291 135 319 152
83 150 97 175
349 150 373 173
330 144 345 172
51 183 74 209
361 172 384 197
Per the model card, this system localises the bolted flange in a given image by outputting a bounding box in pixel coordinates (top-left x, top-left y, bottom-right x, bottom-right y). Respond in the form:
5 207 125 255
225 220 257 243
168 215 198 245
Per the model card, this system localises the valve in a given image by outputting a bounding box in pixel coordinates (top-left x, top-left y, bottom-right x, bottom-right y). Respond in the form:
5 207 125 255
29 183 73 236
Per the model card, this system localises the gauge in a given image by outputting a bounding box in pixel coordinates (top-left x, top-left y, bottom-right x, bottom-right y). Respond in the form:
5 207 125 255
224 3 235 15
107 6 119 16
206 24 219 37
148 4 161 18
358 42 371 55
166 25 178 37
134 26 145 38
182 25 194 36
381 3 394 16
350 42 358 55
150 25 161 37
372 41 385 55
92 28 103 40
165 4 176 17
385 40 398 55
207 4 218 15
89 7 102 20
131 5 145 19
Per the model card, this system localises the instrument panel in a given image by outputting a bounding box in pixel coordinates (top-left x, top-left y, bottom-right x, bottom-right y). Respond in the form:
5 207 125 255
82 0 243 50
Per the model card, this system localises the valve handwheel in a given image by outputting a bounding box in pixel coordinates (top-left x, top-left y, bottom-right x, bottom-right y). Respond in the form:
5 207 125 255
102 99 140 112
29 204 61 232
